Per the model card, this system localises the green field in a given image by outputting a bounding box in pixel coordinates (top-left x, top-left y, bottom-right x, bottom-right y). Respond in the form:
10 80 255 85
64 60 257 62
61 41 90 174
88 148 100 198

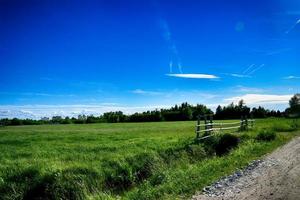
0 118 299 199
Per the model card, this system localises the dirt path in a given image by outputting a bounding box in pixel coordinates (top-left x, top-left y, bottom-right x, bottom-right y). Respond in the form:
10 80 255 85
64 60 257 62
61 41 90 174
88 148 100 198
192 136 300 200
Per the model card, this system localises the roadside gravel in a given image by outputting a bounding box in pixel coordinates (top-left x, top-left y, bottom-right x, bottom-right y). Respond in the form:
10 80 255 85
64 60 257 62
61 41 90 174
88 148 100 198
192 136 300 200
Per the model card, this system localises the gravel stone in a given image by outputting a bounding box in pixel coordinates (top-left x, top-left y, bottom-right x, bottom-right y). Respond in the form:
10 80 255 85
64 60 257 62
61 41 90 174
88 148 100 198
192 136 300 200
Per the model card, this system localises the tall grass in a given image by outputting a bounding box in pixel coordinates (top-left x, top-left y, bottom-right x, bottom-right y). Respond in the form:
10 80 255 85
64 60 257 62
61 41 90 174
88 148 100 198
0 118 299 199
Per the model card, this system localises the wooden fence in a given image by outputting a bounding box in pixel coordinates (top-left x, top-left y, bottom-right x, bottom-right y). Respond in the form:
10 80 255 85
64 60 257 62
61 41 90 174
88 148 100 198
195 115 255 140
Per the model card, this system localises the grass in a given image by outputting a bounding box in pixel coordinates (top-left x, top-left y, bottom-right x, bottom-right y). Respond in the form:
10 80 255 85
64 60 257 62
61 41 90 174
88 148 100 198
0 118 299 199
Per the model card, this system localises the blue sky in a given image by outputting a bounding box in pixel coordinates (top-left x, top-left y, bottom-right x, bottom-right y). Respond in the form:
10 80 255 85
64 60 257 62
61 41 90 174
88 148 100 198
0 0 300 118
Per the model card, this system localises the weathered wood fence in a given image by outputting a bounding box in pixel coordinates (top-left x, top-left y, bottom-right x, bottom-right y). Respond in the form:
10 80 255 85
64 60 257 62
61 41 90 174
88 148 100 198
195 115 255 140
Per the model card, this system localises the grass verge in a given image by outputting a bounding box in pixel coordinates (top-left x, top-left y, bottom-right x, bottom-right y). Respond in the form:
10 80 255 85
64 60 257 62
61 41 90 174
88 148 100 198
122 132 297 200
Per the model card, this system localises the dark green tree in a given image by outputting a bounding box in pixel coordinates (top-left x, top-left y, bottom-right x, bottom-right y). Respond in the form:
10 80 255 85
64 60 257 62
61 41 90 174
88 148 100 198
286 94 300 117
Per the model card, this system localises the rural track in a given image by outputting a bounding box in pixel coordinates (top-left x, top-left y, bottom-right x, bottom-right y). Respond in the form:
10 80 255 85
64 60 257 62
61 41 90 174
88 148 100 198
192 136 300 200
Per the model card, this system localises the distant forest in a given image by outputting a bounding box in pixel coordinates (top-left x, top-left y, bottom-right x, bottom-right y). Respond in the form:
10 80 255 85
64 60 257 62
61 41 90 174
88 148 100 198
1 94 299 126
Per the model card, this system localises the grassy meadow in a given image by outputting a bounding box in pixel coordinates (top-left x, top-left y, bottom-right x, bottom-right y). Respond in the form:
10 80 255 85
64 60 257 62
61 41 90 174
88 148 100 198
0 118 299 199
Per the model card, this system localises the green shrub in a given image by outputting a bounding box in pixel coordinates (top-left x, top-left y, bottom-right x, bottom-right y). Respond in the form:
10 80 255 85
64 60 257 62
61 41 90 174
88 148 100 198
158 147 187 164
256 129 276 141
102 160 134 192
126 153 158 183
215 134 239 156
185 144 207 161
201 135 219 155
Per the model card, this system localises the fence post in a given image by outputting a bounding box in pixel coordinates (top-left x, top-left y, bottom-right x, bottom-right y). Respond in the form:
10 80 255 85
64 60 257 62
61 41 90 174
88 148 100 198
204 115 208 135
209 115 213 134
196 117 200 139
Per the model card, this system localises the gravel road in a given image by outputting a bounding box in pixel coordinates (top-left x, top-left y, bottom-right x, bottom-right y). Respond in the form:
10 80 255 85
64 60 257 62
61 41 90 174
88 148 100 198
192 136 300 200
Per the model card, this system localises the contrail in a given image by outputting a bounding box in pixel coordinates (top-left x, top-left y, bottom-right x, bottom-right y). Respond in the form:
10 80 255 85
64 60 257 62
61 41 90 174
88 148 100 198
286 19 300 34
178 62 183 73
159 19 182 73
169 60 173 73
223 73 251 78
248 64 265 75
242 64 255 74
160 19 171 42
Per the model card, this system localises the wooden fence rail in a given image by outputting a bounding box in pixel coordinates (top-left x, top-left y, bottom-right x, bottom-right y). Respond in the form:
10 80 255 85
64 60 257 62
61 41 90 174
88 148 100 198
195 115 255 140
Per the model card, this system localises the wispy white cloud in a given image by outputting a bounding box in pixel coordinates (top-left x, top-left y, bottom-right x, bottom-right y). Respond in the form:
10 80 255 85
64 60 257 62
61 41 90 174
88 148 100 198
247 64 265 75
224 94 292 105
0 92 75 97
224 73 251 78
224 64 255 79
166 73 219 79
286 19 300 34
247 47 292 56
265 48 291 56
0 104 171 119
165 90 219 100
242 64 255 74
239 63 265 76
0 109 37 119
99 102 120 106
131 89 219 100
0 89 222 119
283 75 300 80
286 11 300 15
234 85 265 93
131 89 163 96
21 92 75 97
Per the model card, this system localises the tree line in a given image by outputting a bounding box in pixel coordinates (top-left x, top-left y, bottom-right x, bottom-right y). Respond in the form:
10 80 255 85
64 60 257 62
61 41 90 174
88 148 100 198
1 94 299 126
